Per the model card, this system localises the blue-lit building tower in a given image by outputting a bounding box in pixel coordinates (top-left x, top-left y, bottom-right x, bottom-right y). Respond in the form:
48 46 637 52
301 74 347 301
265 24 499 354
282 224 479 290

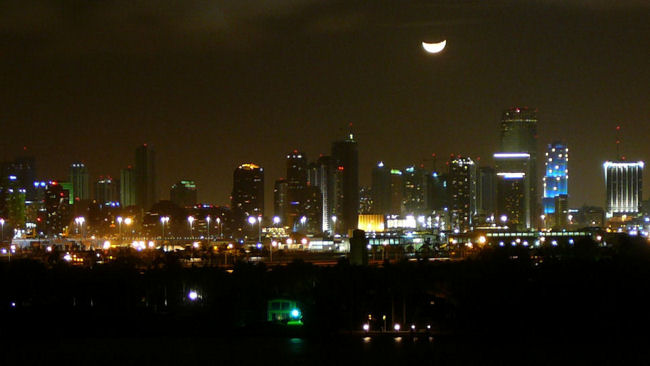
542 142 568 214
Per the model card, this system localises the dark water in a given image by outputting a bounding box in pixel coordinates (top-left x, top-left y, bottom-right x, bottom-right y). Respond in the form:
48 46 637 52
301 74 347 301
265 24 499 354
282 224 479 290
3 334 649 365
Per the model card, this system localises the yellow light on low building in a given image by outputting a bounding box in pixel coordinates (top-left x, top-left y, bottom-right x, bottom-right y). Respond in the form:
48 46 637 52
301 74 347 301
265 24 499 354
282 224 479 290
358 214 385 232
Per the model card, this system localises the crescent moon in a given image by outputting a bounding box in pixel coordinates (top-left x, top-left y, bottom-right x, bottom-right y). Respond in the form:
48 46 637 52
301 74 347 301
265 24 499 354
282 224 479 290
422 40 446 54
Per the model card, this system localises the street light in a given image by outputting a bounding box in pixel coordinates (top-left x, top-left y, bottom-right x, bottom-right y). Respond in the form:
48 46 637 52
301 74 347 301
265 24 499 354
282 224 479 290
160 216 170 250
332 215 337 235
248 216 261 244
116 216 123 241
0 218 5 243
206 216 211 240
188 216 195 238
300 216 307 233
75 217 85 240
216 217 222 238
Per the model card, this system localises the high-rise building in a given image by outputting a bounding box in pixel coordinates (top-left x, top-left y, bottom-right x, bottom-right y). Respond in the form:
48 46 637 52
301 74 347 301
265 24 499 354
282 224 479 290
70 162 89 202
477 166 496 220
500 107 538 225
603 161 644 217
359 186 373 215
0 175 26 231
232 163 264 227
389 169 404 215
120 166 136 207
494 153 533 229
331 133 359 234
285 150 308 229
302 186 323 233
402 166 429 215
170 180 197 208
3 156 36 202
427 172 447 211
95 176 119 206
448 156 477 230
542 142 569 214
371 162 391 215
273 178 289 225
44 181 71 236
307 156 333 233
553 194 569 229
135 144 157 211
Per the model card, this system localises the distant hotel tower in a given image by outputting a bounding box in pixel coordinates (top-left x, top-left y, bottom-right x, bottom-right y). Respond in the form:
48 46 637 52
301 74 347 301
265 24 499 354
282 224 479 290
135 144 157 211
542 142 569 214
604 161 643 217
232 163 264 219
331 133 359 234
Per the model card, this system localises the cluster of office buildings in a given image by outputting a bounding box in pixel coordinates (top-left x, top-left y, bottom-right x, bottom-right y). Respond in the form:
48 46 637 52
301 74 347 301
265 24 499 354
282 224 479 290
0 106 645 242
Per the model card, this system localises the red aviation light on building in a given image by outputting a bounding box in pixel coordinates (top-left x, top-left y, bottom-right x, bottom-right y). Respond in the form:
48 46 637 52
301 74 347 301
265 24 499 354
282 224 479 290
338 166 344 171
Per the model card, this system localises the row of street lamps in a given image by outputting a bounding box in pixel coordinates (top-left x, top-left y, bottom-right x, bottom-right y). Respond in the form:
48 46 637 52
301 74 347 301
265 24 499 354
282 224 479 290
159 215 224 240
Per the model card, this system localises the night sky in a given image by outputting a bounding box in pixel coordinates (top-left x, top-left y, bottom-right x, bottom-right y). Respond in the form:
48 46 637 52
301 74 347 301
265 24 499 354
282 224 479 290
1 1 648 210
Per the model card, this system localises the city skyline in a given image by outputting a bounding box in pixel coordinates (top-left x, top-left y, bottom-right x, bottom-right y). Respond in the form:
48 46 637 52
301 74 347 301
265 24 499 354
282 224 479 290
0 122 647 212
0 1 648 210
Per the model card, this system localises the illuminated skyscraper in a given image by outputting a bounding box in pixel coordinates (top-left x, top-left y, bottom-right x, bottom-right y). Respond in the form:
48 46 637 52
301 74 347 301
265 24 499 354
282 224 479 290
402 165 429 215
448 156 477 230
332 133 359 234
135 144 157 210
232 163 264 220
542 142 569 214
70 162 89 202
44 181 71 236
285 150 307 229
604 161 643 217
307 155 333 232
500 107 538 224
494 153 532 229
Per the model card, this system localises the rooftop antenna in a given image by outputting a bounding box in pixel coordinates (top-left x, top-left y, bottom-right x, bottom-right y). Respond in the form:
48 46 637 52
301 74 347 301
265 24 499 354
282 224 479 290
431 153 437 172
616 125 623 160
